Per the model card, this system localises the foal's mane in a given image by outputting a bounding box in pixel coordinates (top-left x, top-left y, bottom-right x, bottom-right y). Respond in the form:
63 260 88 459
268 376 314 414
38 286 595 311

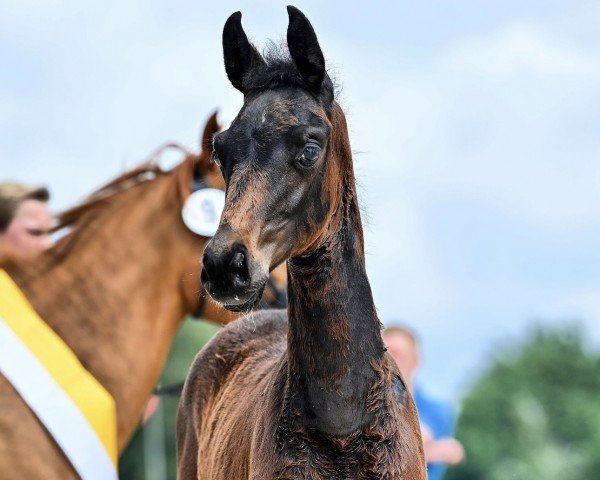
242 45 335 102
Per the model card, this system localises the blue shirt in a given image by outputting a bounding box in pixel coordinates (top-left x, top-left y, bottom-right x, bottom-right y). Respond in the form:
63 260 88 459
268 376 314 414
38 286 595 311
413 386 456 480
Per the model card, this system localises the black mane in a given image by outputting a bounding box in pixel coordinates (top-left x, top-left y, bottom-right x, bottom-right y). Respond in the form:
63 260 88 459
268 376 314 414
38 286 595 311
241 46 335 104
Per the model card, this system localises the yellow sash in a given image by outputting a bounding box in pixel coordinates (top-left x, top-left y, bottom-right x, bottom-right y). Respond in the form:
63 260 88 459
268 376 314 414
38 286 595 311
0 269 118 473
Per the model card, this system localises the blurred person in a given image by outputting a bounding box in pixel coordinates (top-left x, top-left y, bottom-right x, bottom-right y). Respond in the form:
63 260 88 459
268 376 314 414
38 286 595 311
0 182 53 255
383 325 465 480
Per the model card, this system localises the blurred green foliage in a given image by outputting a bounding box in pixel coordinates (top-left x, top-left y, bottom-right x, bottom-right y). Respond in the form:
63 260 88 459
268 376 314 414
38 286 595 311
119 318 220 480
447 324 600 480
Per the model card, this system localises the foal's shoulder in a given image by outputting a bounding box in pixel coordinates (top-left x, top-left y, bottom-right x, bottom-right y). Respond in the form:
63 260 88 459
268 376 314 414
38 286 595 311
183 309 287 396
216 308 288 355
207 308 287 353
226 308 288 342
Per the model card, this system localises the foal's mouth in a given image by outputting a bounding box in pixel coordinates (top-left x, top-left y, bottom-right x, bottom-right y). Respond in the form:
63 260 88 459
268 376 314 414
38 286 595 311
209 281 267 313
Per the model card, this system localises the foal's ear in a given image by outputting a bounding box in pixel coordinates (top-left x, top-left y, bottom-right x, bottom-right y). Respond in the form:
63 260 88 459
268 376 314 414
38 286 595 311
223 11 265 93
286 6 325 91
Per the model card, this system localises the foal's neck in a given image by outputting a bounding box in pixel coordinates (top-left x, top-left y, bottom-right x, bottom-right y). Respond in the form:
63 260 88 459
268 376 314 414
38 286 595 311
286 190 384 437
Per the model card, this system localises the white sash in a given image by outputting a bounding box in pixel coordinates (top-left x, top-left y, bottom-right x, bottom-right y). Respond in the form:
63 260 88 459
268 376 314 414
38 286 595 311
0 319 118 480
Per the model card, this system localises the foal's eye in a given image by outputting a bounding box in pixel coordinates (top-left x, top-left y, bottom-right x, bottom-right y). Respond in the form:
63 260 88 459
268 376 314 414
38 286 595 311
299 142 322 167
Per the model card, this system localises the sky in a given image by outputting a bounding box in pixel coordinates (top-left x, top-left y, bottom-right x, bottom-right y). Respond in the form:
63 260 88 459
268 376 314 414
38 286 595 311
1 0 599 399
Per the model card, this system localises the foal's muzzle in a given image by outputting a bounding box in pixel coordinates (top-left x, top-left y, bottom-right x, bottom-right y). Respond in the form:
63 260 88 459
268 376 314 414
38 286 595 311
201 242 267 312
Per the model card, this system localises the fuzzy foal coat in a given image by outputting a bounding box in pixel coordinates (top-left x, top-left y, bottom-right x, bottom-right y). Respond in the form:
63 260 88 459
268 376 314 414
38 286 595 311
178 311 425 480
177 7 426 480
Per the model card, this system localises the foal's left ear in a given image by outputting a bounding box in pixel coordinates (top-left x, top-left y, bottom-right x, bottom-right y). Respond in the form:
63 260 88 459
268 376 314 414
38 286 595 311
223 11 265 93
286 6 325 91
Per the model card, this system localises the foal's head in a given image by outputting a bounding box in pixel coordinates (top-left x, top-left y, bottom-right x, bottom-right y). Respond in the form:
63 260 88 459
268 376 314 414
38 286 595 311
202 6 352 311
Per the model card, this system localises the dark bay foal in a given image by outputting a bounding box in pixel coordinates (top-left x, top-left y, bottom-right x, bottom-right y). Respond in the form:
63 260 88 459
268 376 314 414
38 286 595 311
177 6 426 479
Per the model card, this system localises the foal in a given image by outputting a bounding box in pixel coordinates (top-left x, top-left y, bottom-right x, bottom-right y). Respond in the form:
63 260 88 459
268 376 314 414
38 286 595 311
177 7 426 479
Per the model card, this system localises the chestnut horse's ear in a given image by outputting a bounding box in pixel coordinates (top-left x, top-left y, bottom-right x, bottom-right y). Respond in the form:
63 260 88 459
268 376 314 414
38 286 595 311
286 5 325 91
193 111 225 191
200 110 220 157
223 11 265 93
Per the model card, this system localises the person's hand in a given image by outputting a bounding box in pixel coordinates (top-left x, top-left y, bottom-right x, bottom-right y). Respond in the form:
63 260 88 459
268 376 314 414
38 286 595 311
422 433 465 465
433 437 465 465
420 424 433 443
142 395 160 424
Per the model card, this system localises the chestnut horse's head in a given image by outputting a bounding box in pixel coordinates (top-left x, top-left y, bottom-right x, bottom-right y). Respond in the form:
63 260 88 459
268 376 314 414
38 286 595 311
202 6 346 312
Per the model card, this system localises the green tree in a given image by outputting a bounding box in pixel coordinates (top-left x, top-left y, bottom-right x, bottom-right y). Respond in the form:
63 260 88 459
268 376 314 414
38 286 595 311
447 324 600 480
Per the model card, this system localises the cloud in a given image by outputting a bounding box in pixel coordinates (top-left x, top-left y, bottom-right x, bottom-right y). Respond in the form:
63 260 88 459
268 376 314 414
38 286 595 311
345 21 600 234
535 288 600 342
443 22 600 79
432 23 600 230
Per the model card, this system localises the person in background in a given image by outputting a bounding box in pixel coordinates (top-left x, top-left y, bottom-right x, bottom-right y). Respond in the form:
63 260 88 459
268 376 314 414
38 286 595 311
0 182 53 255
383 325 465 480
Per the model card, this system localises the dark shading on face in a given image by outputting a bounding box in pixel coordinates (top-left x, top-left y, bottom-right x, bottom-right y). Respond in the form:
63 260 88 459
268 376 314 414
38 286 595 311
201 6 337 312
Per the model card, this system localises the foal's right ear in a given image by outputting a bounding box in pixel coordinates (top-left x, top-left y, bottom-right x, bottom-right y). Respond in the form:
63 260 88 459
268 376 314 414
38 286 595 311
223 11 265 93
287 6 326 92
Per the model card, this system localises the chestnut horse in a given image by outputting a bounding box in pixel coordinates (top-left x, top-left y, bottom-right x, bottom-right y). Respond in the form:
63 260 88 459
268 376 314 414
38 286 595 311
177 7 426 480
0 113 282 479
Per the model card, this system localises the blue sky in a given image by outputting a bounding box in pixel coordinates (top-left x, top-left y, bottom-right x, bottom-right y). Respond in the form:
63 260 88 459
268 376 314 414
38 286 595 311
2 1 599 399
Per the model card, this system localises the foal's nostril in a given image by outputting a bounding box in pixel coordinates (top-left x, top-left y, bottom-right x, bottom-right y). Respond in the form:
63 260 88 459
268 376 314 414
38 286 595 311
232 251 244 269
201 244 252 294
230 249 250 287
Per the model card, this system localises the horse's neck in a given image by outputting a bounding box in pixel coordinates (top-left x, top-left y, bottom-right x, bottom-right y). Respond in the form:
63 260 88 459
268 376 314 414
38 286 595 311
286 197 384 437
7 193 193 449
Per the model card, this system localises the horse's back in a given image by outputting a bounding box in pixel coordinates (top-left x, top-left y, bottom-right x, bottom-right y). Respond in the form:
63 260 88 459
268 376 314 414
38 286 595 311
177 309 288 480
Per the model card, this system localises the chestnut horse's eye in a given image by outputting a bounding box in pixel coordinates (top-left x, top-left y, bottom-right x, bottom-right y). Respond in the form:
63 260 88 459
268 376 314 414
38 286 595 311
212 149 222 168
299 142 321 167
